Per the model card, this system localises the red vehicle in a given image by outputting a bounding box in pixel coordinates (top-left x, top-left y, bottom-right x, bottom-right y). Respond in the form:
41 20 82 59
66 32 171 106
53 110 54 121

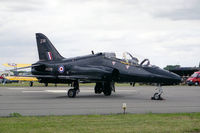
186 71 200 86
0 75 4 83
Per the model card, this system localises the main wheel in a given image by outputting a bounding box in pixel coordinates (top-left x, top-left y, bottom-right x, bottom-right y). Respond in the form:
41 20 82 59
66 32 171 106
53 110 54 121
68 89 76 98
95 88 103 94
103 89 112 96
152 93 161 100
194 82 199 86
103 82 112 96
94 83 103 94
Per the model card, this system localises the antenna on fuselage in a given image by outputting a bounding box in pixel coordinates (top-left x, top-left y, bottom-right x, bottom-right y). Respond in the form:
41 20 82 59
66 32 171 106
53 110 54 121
91 51 94 55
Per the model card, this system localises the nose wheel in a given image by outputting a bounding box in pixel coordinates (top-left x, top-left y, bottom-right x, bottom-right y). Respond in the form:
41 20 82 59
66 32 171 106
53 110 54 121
151 85 164 100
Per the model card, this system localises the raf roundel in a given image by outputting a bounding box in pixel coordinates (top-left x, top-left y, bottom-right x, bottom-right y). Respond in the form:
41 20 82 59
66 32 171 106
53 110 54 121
58 65 65 73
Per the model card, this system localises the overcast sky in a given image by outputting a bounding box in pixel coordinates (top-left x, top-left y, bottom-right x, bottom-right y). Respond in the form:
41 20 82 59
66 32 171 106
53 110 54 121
0 0 200 70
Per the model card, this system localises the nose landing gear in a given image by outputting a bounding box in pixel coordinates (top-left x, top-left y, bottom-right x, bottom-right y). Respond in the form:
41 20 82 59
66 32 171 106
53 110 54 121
151 85 164 100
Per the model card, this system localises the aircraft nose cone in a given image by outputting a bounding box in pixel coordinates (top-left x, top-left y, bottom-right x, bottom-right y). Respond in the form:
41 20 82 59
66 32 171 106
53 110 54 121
170 72 182 84
142 66 181 85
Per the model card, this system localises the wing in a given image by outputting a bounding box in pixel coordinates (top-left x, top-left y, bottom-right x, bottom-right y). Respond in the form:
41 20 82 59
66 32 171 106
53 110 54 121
5 76 38 82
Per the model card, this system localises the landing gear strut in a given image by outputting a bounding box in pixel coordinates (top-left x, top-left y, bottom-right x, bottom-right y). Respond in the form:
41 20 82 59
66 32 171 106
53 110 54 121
67 81 79 98
151 84 163 100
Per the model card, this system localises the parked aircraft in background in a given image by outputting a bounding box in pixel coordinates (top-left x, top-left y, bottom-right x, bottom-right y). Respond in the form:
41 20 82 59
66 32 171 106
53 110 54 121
14 33 181 100
165 64 200 84
3 63 37 86
5 76 38 86
168 66 200 77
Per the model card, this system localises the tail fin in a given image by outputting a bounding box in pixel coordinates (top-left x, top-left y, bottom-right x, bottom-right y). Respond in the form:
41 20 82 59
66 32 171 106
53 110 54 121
36 33 64 61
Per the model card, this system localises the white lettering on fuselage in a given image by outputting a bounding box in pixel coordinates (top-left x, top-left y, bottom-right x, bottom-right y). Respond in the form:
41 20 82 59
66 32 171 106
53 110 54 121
40 39 46 44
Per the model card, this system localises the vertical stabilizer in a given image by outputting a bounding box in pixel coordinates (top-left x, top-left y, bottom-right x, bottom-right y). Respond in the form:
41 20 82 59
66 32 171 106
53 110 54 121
36 33 64 61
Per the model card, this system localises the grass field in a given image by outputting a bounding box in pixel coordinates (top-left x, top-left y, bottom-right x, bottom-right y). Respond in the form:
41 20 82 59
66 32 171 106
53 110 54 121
0 113 200 133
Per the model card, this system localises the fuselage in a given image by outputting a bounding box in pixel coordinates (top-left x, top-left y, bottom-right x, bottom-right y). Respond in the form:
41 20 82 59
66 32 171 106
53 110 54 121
31 52 181 85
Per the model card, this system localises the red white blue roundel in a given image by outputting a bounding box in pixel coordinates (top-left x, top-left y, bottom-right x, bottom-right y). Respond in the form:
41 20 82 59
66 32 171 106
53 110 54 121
58 65 65 73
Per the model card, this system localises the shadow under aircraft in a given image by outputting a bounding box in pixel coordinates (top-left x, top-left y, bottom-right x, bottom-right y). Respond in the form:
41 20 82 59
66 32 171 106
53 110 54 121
22 33 181 100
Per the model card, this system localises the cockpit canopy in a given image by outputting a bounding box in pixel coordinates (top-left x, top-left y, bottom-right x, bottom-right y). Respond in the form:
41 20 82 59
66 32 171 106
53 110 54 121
103 52 152 66
122 52 139 65
104 52 116 59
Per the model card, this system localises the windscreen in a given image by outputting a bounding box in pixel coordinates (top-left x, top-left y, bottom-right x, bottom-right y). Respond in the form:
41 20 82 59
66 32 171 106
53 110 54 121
191 73 198 78
104 53 116 58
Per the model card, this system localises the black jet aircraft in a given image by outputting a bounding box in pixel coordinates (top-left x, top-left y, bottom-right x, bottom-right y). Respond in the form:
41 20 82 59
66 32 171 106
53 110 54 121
29 33 181 100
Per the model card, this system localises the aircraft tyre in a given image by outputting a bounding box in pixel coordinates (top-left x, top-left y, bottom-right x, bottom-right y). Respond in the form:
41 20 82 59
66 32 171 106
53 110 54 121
103 82 112 96
194 82 199 86
151 85 164 100
151 93 164 100
152 93 160 100
103 89 111 96
95 88 103 94
68 89 76 98
94 83 103 94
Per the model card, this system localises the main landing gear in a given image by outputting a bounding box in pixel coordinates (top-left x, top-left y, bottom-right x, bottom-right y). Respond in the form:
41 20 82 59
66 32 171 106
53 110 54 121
67 81 80 98
67 81 114 98
151 84 164 100
94 82 115 96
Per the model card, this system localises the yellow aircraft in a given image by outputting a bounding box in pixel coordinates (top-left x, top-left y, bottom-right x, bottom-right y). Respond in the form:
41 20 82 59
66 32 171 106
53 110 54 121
5 76 38 86
5 76 38 81
3 63 37 86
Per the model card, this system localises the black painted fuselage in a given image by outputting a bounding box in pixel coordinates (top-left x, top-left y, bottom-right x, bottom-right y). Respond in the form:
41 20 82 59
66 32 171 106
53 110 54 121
31 33 181 98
